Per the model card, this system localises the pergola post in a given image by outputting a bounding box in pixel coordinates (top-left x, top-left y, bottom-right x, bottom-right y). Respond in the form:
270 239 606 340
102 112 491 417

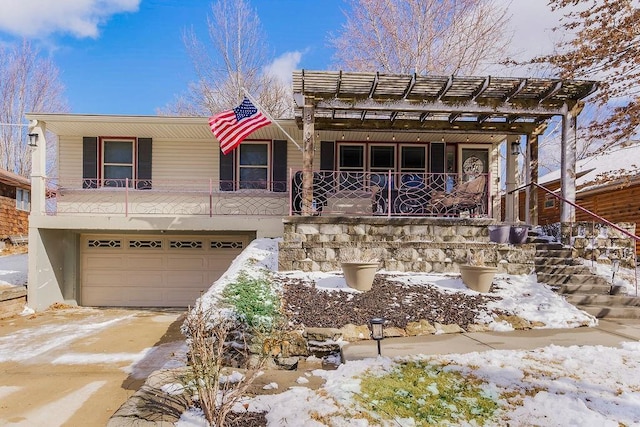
505 136 519 223
302 101 315 215
526 131 540 226
560 105 577 225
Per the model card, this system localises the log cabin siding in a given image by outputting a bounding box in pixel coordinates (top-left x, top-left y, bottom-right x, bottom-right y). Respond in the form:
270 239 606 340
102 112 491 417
506 181 640 256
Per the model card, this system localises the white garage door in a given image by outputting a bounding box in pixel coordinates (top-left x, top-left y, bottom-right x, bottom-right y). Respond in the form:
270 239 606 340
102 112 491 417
81 234 248 307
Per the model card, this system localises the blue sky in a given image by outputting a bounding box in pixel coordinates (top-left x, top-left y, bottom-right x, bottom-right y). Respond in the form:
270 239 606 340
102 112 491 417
0 0 562 116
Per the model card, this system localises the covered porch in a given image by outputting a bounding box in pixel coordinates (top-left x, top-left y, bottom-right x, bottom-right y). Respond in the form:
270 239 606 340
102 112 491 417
290 70 598 224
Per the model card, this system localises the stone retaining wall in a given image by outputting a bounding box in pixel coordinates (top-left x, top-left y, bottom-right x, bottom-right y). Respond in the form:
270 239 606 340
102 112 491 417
0 286 27 319
279 217 535 275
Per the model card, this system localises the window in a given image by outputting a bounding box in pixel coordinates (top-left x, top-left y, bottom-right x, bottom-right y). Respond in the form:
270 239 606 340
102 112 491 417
338 144 365 189
400 146 425 172
16 188 30 211
544 194 556 209
238 142 269 189
103 139 134 187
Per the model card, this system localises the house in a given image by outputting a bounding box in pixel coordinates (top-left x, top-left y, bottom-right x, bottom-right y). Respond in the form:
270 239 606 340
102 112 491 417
535 143 640 255
25 70 598 310
0 168 30 245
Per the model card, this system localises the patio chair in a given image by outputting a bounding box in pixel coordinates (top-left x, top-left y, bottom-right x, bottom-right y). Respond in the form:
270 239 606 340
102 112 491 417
427 174 486 216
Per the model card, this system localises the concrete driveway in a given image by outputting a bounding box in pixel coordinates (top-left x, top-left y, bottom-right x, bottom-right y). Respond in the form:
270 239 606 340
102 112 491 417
0 306 187 426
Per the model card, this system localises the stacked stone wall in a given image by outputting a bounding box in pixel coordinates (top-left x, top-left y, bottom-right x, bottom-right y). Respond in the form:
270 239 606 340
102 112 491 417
279 217 535 275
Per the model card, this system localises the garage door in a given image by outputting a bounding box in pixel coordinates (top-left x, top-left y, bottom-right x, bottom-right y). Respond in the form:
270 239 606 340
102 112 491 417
81 234 248 307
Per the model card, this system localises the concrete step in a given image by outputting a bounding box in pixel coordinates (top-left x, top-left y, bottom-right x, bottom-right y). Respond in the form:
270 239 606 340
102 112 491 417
535 264 593 275
565 294 640 307
575 304 640 319
534 257 581 266
537 273 611 286
535 243 564 250
555 283 613 294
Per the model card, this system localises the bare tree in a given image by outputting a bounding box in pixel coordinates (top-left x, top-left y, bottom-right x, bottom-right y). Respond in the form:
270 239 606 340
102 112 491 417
0 40 67 177
330 0 512 75
530 0 640 150
161 0 291 118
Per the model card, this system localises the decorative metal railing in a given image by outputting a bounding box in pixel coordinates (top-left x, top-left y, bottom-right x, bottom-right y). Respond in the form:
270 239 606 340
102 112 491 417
289 170 490 217
44 178 289 216
42 172 490 218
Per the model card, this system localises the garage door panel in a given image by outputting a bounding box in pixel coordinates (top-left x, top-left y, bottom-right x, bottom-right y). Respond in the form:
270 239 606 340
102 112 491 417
84 271 127 287
84 254 126 269
167 255 207 270
166 271 208 287
81 234 247 307
125 256 166 269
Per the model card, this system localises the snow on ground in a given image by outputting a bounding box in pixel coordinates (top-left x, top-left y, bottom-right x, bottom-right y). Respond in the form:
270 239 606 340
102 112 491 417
0 253 27 287
173 238 640 426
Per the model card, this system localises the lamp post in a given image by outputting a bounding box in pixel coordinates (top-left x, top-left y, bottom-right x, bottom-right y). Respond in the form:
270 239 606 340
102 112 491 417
369 317 385 357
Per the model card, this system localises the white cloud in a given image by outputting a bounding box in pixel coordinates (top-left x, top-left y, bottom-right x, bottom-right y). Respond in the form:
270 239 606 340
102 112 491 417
0 0 140 39
264 51 303 84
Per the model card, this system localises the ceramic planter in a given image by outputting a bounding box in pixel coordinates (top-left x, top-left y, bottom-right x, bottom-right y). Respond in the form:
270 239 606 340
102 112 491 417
509 225 529 244
341 261 379 291
488 224 511 243
459 265 497 293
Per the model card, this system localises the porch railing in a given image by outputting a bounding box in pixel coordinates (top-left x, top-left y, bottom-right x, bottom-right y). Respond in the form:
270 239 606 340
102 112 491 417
290 170 490 217
43 177 289 216
42 172 491 218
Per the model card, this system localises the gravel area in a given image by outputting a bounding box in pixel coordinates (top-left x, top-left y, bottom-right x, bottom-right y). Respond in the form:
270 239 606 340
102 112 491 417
279 273 502 330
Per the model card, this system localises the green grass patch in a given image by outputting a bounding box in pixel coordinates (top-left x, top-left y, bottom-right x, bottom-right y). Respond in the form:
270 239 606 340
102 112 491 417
222 272 281 331
356 361 498 426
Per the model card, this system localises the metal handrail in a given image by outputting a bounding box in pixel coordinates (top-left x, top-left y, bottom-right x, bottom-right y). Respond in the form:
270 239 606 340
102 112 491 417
512 181 640 243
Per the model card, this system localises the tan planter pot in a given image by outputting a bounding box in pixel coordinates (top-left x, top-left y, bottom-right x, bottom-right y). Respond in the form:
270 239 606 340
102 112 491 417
341 262 379 291
459 265 497 293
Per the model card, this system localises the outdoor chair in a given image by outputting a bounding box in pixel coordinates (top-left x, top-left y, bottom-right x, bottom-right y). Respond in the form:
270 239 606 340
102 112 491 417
427 174 486 216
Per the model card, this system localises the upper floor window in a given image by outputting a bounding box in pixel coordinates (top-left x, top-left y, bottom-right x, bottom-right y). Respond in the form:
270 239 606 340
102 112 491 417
16 188 30 211
103 139 134 187
238 143 269 189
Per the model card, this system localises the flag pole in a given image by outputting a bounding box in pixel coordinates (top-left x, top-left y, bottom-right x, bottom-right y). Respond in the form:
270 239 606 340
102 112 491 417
241 88 303 152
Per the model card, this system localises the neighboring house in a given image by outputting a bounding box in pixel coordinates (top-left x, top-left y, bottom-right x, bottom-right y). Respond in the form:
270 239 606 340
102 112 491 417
25 70 596 310
536 143 640 254
0 168 30 242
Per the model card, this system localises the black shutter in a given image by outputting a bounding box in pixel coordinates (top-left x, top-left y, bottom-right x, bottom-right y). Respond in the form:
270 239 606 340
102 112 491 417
271 140 287 192
320 141 335 170
430 142 445 190
219 149 235 191
137 138 152 189
82 137 98 189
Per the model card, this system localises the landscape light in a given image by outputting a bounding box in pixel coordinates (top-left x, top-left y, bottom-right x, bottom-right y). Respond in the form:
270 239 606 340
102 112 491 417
369 317 385 356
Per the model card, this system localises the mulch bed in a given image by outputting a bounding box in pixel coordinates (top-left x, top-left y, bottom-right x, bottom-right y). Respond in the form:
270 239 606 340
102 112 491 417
278 273 502 330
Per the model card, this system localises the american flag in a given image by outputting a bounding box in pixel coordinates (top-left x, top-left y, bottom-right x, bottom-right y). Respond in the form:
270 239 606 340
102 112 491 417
208 98 272 155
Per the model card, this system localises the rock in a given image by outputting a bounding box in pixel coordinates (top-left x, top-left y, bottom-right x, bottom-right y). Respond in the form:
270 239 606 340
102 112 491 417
305 327 342 341
406 319 437 336
275 356 299 370
339 324 371 341
434 323 464 334
383 327 406 338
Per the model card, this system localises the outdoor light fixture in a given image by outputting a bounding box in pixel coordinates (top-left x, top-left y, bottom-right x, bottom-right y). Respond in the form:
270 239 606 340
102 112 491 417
612 259 620 283
369 317 385 356
28 133 38 147
510 140 520 156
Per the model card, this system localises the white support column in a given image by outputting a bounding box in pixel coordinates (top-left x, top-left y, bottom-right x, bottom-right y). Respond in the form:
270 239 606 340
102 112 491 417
28 120 46 216
560 106 576 223
505 136 520 223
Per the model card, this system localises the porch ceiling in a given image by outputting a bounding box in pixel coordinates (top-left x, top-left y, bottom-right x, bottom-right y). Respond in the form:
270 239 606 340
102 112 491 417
292 70 598 135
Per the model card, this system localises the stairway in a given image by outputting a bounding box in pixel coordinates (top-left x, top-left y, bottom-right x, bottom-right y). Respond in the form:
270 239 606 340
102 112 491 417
535 242 640 319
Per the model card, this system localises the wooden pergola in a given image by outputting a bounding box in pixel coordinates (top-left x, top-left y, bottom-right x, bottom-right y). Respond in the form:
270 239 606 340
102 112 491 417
292 70 598 223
